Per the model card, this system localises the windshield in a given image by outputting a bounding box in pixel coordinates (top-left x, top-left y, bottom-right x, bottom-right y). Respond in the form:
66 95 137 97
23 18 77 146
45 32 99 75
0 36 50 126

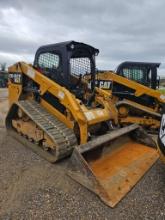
70 57 92 76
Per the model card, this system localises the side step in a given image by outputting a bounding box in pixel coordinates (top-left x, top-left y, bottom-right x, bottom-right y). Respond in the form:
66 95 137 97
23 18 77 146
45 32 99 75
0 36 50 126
68 125 159 207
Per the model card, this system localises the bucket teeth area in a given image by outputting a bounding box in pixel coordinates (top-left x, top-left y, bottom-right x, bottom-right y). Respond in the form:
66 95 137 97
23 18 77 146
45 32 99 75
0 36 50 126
68 127 158 207
89 141 158 207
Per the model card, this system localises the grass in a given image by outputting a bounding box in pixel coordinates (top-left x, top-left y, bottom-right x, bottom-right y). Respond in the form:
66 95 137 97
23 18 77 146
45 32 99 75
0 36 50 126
159 88 165 94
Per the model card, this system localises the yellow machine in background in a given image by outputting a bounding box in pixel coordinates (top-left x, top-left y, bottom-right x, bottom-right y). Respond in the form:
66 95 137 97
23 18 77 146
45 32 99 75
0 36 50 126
6 41 158 207
85 62 164 133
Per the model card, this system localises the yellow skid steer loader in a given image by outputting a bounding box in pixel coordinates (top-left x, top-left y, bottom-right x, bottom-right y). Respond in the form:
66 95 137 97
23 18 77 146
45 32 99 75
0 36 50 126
6 41 158 207
85 62 164 133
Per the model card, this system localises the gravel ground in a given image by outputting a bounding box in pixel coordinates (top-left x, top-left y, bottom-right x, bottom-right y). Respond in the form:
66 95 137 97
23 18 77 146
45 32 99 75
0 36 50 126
0 88 8 127
0 128 165 220
1 89 165 220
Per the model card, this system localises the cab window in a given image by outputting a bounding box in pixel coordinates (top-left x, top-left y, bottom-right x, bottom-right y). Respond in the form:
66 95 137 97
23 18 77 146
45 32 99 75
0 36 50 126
38 52 60 69
70 57 91 76
123 68 144 81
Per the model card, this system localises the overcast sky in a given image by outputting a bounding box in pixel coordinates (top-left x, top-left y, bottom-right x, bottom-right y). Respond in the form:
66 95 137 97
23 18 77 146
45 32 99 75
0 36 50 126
0 0 165 76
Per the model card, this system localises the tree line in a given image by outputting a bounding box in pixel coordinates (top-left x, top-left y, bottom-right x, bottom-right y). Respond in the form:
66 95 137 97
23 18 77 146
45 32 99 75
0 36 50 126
0 63 6 71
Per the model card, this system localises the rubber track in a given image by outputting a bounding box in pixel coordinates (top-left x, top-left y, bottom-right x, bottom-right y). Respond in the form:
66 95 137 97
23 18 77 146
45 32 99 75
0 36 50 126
15 100 77 162
116 100 161 118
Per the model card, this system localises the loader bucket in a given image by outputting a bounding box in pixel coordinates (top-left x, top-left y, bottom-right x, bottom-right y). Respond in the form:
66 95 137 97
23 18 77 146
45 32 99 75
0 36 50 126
68 124 158 207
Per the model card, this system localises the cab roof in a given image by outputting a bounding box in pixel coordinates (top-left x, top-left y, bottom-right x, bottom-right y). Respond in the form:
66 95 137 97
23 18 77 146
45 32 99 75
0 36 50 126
36 41 99 56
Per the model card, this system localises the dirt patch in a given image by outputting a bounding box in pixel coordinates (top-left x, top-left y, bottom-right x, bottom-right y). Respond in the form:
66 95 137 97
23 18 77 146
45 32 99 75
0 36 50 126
0 88 8 99
0 88 8 127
